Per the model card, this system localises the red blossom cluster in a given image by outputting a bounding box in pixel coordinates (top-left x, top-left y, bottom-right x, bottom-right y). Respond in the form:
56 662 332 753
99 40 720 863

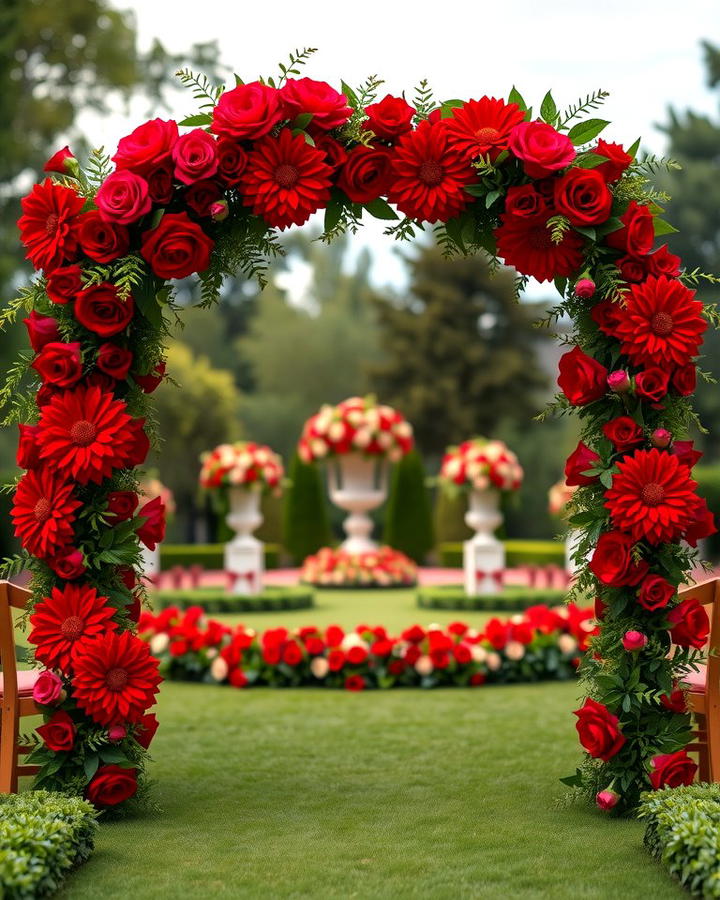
199 440 284 492
139 602 595 690
439 437 524 493
300 546 418 587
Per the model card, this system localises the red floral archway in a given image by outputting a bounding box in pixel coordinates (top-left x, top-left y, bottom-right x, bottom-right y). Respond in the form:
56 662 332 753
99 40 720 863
5 51 717 814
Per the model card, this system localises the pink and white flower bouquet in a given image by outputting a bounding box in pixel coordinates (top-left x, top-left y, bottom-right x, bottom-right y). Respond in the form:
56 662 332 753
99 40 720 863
439 437 523 494
199 441 284 494
301 546 417 587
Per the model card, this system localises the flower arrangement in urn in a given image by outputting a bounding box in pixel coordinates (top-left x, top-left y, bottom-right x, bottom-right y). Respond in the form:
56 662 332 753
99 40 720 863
301 546 417 588
199 441 284 493
439 437 524 495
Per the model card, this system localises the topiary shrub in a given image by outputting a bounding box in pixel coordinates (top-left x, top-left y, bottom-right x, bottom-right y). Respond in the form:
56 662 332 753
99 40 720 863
382 450 434 563
283 452 332 564
160 543 280 570
433 488 472 543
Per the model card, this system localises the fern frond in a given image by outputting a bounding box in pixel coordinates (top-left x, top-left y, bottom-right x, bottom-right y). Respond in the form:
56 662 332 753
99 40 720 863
412 79 435 123
176 68 224 109
275 48 318 87
557 90 610 128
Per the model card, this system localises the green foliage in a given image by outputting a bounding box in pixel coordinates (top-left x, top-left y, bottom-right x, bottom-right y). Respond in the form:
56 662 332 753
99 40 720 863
434 490 473 544
0 790 98 900
639 783 720 897
382 450 434 563
417 585 568 611
154 585 313 614
283 453 332 564
438 540 566 568
693 465 720 558
159 543 280 571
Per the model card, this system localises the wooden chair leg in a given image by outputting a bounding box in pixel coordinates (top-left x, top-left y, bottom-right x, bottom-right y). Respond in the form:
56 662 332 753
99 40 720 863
706 702 720 783
0 706 20 794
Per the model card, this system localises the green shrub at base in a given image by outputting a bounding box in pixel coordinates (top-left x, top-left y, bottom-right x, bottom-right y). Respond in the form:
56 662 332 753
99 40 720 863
283 452 332 564
417 585 568 612
639 782 720 897
438 539 565 569
159 543 280 571
0 790 98 900
382 450 434 564
433 490 472 544
154 585 314 613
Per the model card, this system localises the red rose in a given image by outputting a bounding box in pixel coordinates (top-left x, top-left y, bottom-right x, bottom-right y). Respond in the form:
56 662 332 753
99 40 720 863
672 441 703 470
96 343 133 380
24 310 60 351
46 264 83 304
336 145 394 203
347 645 369 665
564 441 600 486
135 712 158 749
75 283 134 337
602 416 644 452
635 367 670 404
593 139 632 183
113 118 178 175
344 674 365 691
48 547 86 580
648 750 697 789
672 364 696 397
508 121 576 178
17 423 41 469
327 648 345 671
645 244 681 278
281 77 352 131
314 135 348 170
44 146 76 175
363 94 415 140
638 574 675 611
617 255 646 283
684 497 717 548
453 643 472 665
553 168 612 226
184 180 222 217
140 212 214 279
127 594 141 623
591 299 623 335
606 201 654 256
122 418 150 467
95 171 152 225
106 491 138 523
216 140 248 184
589 531 648 587
86 764 138 807
660 686 686 714
504 184 547 218
77 211 130 263
36 384 61 408
37 710 76 752
133 360 166 394
137 496 166 550
146 164 174 204
668 596 710 649
557 346 608 406
572 697 626 761
210 82 282 141
172 128 219 184
282 641 303 666
31 341 83 387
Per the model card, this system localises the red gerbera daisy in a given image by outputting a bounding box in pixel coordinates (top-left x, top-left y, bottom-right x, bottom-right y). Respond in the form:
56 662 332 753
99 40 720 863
494 212 585 282
444 97 526 162
72 630 161 726
29 584 118 674
37 385 135 485
238 128 333 229
604 448 698 545
610 275 706 369
11 468 80 558
18 179 84 272
387 120 476 223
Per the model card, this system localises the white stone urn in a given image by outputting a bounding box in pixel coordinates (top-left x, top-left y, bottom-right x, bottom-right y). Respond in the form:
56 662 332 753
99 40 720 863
463 488 506 596
327 453 388 554
224 487 264 596
565 529 583 576
140 543 160 581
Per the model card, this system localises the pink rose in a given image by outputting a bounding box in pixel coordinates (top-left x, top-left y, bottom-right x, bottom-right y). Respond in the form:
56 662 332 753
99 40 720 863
172 129 219 184
509 121 576 178
596 789 619 811
32 669 64 706
210 82 282 141
95 171 152 225
622 630 647 651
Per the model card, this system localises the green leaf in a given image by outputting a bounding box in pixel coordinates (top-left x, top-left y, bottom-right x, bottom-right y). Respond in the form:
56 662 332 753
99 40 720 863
559 770 584 788
133 276 164 330
440 99 463 119
99 747 130 764
653 217 679 236
540 91 557 125
484 189 501 209
508 86 527 111
596 217 624 236
574 225 597 241
323 199 343 233
234 73 244 86
463 184 487 198
627 137 641 159
178 113 212 127
83 753 100 783
574 152 609 169
364 197 398 221
554 276 567 299
341 80 360 108
292 112 313 130
567 118 610 145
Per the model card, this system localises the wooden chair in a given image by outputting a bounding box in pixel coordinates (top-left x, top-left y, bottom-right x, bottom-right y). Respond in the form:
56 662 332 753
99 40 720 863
678 577 720 782
0 580 40 793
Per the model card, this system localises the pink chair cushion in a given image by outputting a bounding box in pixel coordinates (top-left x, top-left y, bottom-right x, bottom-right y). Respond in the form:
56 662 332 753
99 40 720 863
0 669 40 697
682 666 706 693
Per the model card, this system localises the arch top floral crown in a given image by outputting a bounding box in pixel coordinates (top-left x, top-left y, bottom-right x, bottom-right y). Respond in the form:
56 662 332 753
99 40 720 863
3 47 719 814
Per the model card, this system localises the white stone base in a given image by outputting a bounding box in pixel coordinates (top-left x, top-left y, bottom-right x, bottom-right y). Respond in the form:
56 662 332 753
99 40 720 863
463 539 505 596
225 537 264 596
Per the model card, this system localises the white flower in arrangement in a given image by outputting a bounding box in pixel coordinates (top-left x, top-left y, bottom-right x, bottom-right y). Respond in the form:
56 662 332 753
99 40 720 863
415 655 434 676
341 632 369 652
377 431 393 449
150 633 169 655
311 438 328 458
388 447 403 463
229 468 247 485
210 656 229 682
470 645 488 663
394 422 411 439
580 618 596 634
472 475 491 491
328 421 346 442
444 457 464 479
364 408 380 428
346 408 364 426
557 634 578 655
206 647 218 659
553 605 570 620
255 448 270 464
482 441 505 462
353 428 372 448
237 451 253 468
486 651 502 671
378 405 395 419
314 411 333 435
510 614 524 625
310 657 330 679
504 641 526 661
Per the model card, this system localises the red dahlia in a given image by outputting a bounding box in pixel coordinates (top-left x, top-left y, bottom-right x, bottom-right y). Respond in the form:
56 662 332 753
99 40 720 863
72 630 161 726
444 96 525 162
605 448 698 545
18 179 84 272
37 385 134 485
610 275 706 369
494 213 585 282
238 128 333 230
29 584 118 673
11 468 80 558
387 120 476 223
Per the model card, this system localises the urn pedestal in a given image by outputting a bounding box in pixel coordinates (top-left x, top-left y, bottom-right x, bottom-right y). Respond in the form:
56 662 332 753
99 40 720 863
463 488 506 596
224 487 264 596
140 543 160 581
327 453 388 554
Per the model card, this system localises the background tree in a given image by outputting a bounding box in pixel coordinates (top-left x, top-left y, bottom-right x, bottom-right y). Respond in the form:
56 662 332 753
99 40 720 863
382 450 434 563
368 247 550 456
283 453 332 565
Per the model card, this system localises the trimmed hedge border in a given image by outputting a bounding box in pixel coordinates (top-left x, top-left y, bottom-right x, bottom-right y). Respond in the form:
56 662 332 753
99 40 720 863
639 783 720 897
153 585 314 613
304 580 416 591
159 543 280 571
417 585 569 611
438 539 565 569
0 790 98 900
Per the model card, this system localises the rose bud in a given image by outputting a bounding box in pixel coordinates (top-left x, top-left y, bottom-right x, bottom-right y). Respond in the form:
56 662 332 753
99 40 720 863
575 278 596 299
210 200 229 222
595 789 620 811
44 146 79 176
108 724 127 742
651 428 671 449
608 370 631 393
622 630 648 651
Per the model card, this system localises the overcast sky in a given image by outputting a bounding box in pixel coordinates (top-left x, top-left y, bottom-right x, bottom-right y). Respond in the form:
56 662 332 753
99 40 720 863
79 0 720 300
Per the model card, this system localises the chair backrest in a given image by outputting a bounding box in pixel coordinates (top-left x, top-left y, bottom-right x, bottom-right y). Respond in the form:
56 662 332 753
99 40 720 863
0 581 32 702
678 577 720 709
